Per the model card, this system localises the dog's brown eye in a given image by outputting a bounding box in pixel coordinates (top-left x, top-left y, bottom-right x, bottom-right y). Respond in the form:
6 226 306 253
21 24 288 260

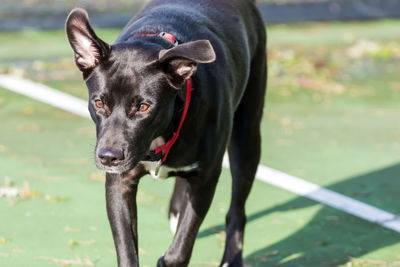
95 99 104 109
138 103 149 112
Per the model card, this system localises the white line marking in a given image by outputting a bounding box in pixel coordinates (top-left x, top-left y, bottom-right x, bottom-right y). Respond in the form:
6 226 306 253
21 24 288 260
223 156 400 232
1 74 400 233
0 75 90 118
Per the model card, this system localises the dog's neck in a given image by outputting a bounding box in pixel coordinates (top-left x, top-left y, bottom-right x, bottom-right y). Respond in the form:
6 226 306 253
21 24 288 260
123 30 200 164
143 85 188 161
162 91 186 141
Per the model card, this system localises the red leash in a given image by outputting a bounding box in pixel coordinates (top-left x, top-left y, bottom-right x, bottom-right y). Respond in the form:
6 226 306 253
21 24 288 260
155 78 192 162
134 32 192 163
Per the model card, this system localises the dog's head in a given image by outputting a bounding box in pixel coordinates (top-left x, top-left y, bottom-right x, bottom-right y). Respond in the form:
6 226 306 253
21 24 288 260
66 8 215 173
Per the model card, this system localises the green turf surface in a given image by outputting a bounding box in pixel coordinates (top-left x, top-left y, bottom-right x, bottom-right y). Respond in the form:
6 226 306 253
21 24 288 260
1 21 400 266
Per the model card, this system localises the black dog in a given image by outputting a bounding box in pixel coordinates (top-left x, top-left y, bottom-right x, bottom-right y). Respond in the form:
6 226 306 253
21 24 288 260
66 0 266 266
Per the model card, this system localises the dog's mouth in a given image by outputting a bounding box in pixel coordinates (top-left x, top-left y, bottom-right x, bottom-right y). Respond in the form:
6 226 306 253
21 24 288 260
95 137 166 174
95 157 135 174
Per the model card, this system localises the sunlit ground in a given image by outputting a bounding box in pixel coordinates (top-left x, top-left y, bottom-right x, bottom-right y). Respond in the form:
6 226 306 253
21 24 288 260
0 20 400 266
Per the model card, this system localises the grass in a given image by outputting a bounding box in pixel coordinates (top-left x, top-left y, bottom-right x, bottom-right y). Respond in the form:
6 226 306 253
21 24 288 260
1 20 400 266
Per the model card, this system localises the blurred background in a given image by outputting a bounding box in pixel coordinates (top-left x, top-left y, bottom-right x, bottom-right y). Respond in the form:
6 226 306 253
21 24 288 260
1 0 400 30
0 0 399 266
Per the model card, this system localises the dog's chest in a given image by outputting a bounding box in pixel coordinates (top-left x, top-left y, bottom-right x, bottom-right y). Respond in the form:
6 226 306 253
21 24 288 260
140 161 199 179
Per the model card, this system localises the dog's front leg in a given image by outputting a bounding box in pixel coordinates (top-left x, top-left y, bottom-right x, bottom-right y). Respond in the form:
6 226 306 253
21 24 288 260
106 171 142 267
158 169 221 267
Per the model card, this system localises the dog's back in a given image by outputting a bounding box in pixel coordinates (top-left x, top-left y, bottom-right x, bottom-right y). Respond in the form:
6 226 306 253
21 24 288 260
117 0 265 107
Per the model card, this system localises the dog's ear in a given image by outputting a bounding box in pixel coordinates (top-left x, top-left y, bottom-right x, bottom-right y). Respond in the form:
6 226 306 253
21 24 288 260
159 40 216 86
66 7 109 77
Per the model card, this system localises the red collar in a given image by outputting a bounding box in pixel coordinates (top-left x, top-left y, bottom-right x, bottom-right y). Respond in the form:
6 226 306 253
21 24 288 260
133 32 178 46
135 32 192 164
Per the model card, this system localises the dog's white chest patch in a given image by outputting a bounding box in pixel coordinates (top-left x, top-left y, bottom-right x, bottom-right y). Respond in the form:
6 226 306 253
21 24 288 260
140 161 199 179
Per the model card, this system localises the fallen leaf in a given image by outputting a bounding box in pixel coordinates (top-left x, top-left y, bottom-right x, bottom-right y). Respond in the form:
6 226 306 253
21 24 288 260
24 173 65 183
68 240 79 250
190 261 219 266
347 40 380 59
347 257 389 266
8 182 42 205
0 187 19 198
36 256 95 266
262 250 279 260
139 248 147 255
45 194 68 203
297 77 345 94
22 106 35 115
12 248 24 253
90 173 105 182
64 226 81 232
78 240 95 246
17 122 40 132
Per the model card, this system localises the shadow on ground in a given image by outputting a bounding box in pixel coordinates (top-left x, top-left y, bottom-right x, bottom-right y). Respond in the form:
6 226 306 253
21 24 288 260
198 163 400 266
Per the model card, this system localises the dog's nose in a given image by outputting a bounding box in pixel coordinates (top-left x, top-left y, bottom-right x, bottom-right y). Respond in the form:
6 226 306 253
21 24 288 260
98 148 124 166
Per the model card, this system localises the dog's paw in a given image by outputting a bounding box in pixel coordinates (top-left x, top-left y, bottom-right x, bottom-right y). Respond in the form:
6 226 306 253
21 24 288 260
220 263 243 267
157 256 165 267
219 258 244 267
